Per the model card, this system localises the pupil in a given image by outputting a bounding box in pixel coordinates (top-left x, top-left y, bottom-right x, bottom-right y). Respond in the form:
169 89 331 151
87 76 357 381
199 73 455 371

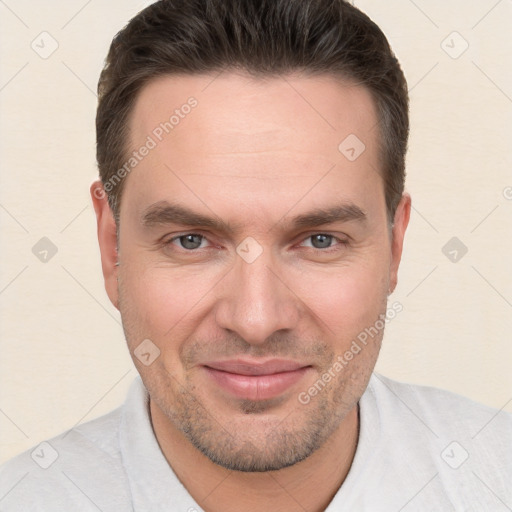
181 234 202 249
312 234 331 249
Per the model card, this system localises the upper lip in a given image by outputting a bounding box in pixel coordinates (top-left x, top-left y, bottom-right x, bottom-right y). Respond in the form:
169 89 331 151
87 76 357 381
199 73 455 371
203 359 309 376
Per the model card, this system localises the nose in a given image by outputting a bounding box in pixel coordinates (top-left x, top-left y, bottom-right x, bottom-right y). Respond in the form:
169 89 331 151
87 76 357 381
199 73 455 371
214 251 301 345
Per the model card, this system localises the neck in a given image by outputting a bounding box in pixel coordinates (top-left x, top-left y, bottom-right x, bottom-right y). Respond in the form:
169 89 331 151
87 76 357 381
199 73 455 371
150 400 359 512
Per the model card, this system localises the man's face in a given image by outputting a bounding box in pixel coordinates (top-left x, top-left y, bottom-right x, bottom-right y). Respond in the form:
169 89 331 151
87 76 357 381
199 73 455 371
94 72 409 472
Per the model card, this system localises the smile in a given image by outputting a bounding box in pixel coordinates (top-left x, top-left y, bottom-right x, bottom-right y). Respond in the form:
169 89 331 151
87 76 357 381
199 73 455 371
202 359 312 401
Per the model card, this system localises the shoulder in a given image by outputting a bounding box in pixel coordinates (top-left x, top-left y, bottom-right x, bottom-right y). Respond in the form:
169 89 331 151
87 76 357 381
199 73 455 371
362 373 512 507
368 373 512 437
0 406 132 511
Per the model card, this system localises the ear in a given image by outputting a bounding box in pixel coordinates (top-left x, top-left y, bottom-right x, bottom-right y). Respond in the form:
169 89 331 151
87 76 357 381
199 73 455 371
90 180 119 310
388 193 411 295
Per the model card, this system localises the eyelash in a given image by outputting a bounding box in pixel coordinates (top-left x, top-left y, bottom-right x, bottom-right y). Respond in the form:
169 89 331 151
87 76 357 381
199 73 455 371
163 233 349 253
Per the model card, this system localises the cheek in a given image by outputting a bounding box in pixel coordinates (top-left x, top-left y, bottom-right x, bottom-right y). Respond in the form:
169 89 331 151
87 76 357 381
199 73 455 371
295 259 389 338
119 263 220 339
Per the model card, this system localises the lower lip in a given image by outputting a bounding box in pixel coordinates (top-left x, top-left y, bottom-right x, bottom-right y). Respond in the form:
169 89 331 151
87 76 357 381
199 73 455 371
204 366 311 401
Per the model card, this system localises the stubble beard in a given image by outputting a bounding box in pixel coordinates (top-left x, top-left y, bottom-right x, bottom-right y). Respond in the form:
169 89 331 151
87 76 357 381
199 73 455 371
118 277 384 473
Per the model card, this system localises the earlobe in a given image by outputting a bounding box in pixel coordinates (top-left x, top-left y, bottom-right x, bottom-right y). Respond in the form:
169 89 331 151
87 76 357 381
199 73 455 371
388 193 411 295
90 180 120 309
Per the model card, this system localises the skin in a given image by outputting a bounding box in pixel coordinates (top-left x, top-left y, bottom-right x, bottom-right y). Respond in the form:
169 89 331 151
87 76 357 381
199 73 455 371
91 72 410 512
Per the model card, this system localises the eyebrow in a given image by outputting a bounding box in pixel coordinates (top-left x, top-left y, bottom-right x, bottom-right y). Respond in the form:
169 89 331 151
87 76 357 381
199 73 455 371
289 204 367 229
140 201 367 233
141 201 239 232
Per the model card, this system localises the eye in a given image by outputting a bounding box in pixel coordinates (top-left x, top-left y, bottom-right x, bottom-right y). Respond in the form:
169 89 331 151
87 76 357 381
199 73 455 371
169 234 208 250
300 234 346 250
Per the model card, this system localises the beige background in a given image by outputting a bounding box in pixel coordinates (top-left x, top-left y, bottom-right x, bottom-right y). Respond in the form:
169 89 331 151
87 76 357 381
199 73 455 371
1 0 511 464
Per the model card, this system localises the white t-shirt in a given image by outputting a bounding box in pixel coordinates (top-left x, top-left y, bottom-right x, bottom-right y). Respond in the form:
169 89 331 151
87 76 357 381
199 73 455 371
1 374 510 511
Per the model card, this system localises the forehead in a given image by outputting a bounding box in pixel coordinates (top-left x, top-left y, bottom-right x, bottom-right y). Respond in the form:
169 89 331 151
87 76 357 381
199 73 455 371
130 71 378 155
123 72 383 225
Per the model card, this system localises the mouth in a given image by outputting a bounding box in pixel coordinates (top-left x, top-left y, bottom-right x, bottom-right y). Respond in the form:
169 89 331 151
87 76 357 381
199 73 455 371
202 359 313 401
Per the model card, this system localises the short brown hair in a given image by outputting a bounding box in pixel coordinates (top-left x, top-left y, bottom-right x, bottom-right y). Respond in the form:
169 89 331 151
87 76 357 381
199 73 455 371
96 0 408 221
